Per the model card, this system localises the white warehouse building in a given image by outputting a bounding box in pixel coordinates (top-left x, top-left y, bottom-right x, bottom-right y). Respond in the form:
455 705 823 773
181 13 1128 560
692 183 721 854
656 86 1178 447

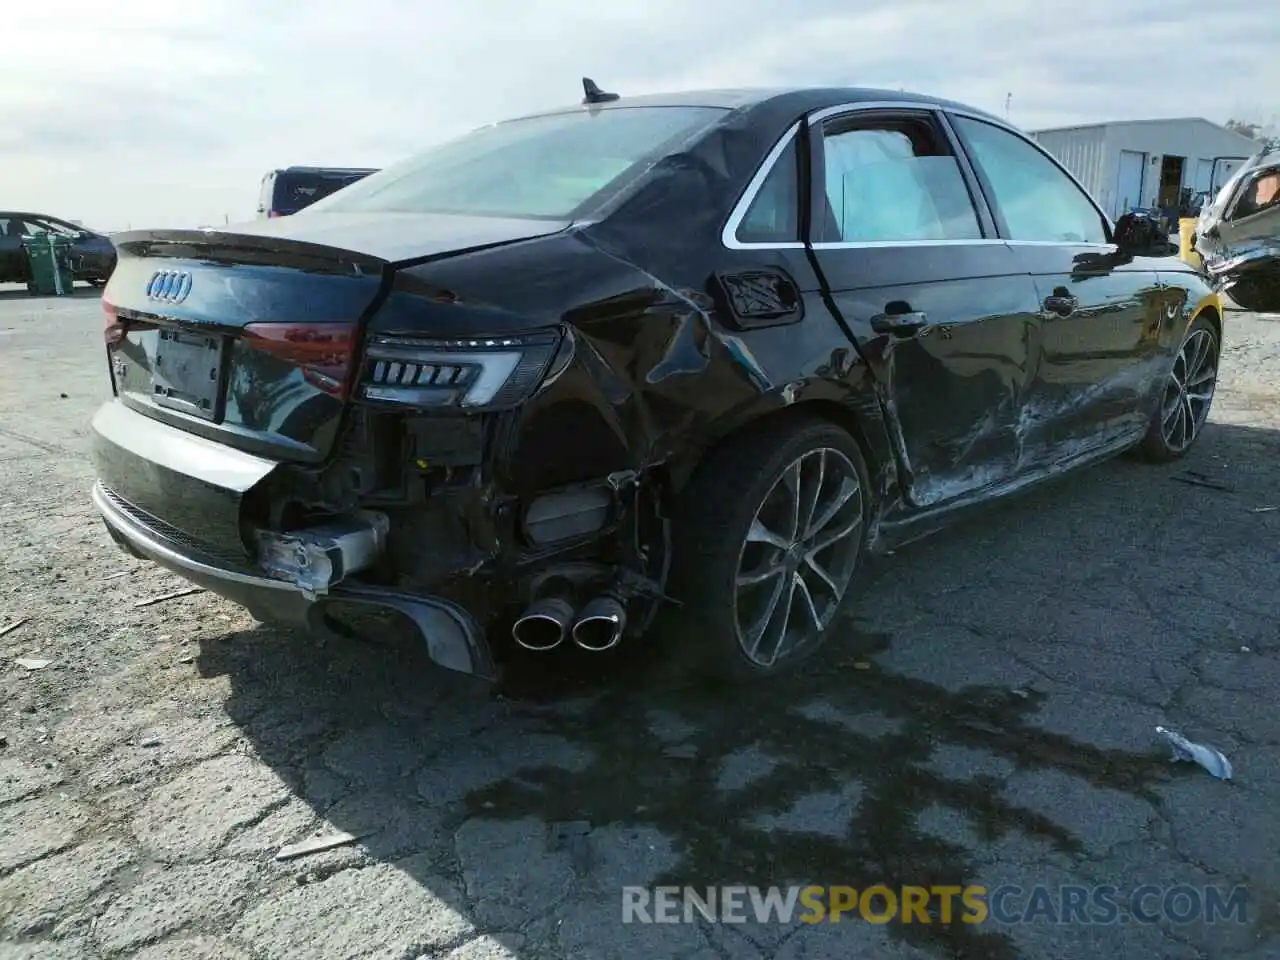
1029 118 1261 220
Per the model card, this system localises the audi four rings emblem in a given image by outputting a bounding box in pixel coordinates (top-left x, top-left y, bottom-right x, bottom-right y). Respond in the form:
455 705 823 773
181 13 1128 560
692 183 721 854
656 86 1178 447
145 270 193 304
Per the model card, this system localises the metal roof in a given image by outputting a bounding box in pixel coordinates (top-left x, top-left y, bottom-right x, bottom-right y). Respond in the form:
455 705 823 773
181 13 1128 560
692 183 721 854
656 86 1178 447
1030 117 1258 143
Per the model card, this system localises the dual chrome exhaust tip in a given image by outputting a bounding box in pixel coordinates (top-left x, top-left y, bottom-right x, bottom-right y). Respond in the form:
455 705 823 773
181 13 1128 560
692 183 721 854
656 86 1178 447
511 594 625 652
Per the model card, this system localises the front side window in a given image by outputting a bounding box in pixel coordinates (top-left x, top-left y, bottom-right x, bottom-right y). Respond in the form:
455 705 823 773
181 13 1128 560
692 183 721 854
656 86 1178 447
951 116 1108 244
819 119 983 243
310 106 727 221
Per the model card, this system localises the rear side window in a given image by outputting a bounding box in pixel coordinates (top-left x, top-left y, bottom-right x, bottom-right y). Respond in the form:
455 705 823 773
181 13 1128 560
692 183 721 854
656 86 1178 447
736 135 801 243
951 116 1108 244
818 118 983 243
308 106 727 221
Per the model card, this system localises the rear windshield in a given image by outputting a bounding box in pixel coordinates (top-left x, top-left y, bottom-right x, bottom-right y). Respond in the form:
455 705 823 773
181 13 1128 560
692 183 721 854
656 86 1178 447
273 172 372 211
305 105 727 221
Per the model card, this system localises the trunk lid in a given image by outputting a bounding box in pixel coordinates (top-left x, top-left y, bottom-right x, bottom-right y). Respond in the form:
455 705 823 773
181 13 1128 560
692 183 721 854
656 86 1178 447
102 214 569 463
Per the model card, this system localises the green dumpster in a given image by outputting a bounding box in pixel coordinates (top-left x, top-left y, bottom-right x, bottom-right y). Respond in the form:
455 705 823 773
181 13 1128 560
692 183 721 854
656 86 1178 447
21 231 75 296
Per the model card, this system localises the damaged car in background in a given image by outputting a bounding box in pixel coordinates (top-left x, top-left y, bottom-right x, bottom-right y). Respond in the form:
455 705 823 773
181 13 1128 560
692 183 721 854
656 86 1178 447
1196 137 1280 313
90 80 1224 686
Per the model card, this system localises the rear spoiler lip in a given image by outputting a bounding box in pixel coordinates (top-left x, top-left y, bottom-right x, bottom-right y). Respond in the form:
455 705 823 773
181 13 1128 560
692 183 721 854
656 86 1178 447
110 228 388 276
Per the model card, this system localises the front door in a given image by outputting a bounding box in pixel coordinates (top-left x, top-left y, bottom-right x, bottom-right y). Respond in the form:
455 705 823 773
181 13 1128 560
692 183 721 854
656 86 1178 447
803 106 1044 510
948 113 1165 452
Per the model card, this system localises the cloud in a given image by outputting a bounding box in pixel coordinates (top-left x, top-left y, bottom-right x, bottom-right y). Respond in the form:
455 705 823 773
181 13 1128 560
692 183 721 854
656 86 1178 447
4 0 1276 229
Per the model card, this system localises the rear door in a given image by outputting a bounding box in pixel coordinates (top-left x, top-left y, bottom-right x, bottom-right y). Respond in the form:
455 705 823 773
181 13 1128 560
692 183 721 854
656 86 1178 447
947 113 1166 451
803 105 1044 509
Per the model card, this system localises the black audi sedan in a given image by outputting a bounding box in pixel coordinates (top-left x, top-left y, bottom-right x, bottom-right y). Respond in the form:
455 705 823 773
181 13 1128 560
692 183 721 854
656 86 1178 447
89 83 1224 685
0 212 116 286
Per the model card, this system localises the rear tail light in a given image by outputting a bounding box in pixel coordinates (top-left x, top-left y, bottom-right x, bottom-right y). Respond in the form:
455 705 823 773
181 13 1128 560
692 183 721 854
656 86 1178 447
102 301 123 345
358 330 562 411
241 321 357 398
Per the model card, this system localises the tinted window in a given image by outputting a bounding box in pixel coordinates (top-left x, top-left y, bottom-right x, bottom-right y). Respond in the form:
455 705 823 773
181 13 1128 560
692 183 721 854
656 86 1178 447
310 106 726 221
273 173 371 212
952 116 1107 244
820 122 982 242
736 136 800 243
1234 171 1280 219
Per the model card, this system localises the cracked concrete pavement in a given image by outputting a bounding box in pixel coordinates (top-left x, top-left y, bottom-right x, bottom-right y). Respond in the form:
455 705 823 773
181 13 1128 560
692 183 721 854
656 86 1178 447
1 284 1278 959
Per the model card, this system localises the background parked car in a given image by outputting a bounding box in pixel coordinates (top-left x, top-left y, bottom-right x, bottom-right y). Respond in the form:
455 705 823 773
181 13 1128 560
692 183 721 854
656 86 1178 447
256 166 379 218
0 212 116 286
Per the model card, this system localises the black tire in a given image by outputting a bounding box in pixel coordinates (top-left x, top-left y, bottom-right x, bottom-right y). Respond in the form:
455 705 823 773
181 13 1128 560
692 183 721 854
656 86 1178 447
1137 313 1220 463
667 416 872 684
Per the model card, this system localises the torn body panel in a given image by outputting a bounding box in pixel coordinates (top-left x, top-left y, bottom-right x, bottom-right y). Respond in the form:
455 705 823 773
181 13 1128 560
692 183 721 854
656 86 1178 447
1196 141 1280 313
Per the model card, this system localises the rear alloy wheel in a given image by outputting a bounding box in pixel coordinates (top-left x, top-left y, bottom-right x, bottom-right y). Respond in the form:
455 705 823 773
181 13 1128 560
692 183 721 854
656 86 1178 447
670 419 871 683
1139 315 1219 462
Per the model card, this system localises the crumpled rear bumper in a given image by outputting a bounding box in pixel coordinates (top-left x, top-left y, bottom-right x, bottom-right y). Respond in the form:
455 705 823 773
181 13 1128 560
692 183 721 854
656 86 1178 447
91 479 496 681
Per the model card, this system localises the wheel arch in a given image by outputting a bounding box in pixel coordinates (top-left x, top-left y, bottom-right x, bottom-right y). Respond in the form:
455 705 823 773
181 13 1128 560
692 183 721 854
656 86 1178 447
662 383 897 507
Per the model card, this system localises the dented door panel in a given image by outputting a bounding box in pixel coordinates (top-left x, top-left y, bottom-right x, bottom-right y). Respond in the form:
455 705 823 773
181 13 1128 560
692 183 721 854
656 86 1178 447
1010 243 1167 452
812 245 1042 509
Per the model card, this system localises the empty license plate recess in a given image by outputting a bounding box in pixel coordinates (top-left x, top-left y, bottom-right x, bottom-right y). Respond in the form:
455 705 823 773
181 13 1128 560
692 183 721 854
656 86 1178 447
152 329 224 420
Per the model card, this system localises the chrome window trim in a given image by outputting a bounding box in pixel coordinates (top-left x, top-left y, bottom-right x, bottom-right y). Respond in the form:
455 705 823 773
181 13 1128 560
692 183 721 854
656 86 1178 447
720 98 1117 252
720 121 805 250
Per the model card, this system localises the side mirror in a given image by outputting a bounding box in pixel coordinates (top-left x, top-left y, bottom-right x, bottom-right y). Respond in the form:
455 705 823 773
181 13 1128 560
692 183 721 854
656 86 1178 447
1114 211 1172 256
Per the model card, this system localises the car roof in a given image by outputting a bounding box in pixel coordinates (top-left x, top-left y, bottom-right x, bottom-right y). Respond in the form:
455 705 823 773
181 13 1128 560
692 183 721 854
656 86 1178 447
504 86 1005 124
273 166 379 175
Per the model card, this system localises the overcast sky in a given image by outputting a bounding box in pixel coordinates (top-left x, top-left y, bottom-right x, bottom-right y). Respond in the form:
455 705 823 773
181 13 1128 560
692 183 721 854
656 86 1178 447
5 0 1276 231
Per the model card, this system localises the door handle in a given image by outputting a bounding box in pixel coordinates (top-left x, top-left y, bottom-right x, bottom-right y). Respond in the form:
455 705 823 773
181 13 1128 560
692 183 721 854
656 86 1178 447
1042 288 1078 317
870 309 928 337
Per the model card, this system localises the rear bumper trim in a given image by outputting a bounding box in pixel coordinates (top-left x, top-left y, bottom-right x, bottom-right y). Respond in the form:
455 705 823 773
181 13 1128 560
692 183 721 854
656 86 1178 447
91 480 497 681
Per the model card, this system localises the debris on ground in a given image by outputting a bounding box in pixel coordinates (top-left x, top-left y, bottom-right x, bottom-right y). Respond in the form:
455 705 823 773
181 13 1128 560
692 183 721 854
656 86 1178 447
139 736 162 748
101 570 131 581
1156 725 1233 780
133 587 204 608
14 657 52 670
662 744 699 760
1171 472 1235 492
1251 506 1279 513
276 831 362 861
0 618 30 638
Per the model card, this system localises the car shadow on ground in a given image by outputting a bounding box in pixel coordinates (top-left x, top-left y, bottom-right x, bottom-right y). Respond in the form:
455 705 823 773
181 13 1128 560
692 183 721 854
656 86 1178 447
194 420 1280 958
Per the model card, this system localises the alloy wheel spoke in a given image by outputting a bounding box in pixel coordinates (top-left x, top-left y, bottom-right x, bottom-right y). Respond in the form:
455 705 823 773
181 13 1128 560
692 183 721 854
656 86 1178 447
803 554 842 598
743 572 789 662
799 451 827 541
806 478 860 540
1181 394 1197 444
806 514 862 556
1186 387 1214 404
746 518 790 550
736 562 786 588
792 572 821 630
1187 365 1216 388
780 461 803 542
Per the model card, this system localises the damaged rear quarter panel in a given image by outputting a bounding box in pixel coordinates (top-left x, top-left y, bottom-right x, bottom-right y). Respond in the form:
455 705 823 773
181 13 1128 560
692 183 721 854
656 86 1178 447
385 101 898 508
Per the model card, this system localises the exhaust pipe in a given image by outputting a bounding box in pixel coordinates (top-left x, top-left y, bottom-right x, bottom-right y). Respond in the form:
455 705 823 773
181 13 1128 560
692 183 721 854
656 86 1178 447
571 595 626 652
511 596 575 651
